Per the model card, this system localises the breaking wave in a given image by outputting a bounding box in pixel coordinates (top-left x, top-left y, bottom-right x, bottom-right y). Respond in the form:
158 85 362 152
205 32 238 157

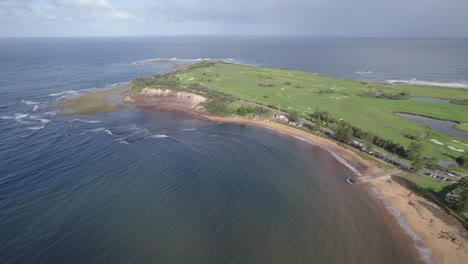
148 134 169 139
26 125 45 130
371 187 434 264
70 119 101 124
386 79 468 89
49 90 79 97
354 70 373 75
1 113 29 120
21 100 40 105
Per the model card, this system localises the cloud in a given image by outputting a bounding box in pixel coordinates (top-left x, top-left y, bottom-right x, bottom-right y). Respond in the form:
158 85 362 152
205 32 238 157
111 10 131 20
0 0 467 37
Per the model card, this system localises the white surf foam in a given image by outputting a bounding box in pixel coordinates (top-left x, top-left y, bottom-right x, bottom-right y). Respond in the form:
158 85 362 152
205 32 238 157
38 118 50 123
148 134 169 139
181 128 197 131
354 70 373 75
89 128 106 132
104 129 114 135
26 125 45 130
70 119 101 124
49 90 78 97
371 187 434 264
21 100 40 105
270 131 362 176
386 79 468 89
43 111 57 117
114 138 130 144
15 113 29 119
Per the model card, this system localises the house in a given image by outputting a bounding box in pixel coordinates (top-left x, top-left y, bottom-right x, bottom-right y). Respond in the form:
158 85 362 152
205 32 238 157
274 114 288 121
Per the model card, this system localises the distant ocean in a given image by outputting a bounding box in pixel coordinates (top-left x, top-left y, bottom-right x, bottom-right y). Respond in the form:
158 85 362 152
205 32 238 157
2 36 465 263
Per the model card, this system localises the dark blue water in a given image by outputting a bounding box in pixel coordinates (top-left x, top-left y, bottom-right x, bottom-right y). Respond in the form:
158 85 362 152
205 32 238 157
2 36 463 263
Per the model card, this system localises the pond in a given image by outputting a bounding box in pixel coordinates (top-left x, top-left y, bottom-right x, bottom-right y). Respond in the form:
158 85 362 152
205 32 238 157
409 97 451 104
396 113 468 138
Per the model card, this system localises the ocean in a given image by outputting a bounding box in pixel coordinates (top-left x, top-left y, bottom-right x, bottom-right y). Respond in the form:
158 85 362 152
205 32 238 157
2 36 466 263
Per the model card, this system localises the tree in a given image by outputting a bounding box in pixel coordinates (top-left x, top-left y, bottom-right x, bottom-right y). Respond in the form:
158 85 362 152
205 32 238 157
315 117 323 130
334 121 353 143
407 142 424 161
237 106 247 115
456 155 468 168
288 110 299 122
410 158 424 173
364 132 375 153
452 177 468 212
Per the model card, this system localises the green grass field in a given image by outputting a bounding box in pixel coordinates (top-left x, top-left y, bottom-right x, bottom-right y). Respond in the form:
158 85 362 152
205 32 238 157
454 123 468 132
394 172 455 194
176 62 468 162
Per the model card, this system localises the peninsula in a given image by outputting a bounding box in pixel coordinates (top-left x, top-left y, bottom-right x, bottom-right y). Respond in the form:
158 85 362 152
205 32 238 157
59 61 468 263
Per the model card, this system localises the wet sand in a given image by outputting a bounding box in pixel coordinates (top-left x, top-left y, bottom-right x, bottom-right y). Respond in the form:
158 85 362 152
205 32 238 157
372 176 468 264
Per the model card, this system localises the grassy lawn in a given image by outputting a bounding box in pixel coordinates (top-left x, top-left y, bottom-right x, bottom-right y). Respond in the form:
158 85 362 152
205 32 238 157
394 172 455 194
454 123 468 132
177 62 468 161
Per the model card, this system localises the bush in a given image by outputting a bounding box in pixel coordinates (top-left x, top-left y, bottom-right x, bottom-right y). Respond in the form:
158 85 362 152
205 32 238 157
456 155 468 168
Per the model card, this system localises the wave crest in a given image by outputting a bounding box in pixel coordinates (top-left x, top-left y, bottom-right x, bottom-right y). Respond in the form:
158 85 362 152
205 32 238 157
386 79 468 89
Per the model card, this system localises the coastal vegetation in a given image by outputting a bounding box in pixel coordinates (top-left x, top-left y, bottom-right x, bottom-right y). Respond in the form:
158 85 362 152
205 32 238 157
454 123 468 132
169 62 467 170
360 91 410 100
452 99 468 105
63 61 467 173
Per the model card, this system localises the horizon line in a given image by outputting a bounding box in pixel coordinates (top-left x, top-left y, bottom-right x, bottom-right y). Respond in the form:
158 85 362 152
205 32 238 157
1 35 467 40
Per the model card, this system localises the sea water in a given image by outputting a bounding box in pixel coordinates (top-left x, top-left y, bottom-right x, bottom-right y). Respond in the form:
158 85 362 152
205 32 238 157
3 36 464 263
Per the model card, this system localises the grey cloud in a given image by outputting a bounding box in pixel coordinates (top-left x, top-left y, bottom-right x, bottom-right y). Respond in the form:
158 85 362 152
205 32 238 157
0 0 467 37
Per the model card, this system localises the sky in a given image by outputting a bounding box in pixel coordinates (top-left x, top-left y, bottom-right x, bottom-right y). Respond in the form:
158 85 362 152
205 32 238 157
0 0 467 37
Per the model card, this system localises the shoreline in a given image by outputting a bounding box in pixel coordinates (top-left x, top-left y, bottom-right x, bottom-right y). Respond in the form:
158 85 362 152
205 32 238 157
203 115 383 176
201 115 468 264
73 85 467 264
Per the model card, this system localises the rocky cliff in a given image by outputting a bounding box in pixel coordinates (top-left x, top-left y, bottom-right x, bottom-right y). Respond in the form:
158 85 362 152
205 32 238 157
129 88 207 112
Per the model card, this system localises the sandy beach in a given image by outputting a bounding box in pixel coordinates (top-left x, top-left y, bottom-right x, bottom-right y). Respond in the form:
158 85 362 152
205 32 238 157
372 177 468 264
204 115 468 264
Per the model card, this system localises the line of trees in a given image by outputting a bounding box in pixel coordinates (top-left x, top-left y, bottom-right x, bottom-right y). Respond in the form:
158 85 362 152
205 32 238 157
237 106 269 116
451 177 468 212
310 109 429 168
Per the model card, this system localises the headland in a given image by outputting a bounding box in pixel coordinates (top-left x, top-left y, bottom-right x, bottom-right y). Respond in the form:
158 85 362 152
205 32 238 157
58 61 468 263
